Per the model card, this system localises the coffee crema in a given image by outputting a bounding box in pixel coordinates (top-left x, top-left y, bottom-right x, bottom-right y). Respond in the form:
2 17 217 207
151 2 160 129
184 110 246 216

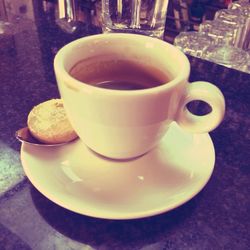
69 57 170 90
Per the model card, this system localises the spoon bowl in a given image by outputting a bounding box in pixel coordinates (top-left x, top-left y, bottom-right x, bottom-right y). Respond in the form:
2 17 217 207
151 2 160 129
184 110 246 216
16 127 78 147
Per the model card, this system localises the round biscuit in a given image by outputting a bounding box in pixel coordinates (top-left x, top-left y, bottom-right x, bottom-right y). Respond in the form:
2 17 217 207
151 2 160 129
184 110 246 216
27 99 78 144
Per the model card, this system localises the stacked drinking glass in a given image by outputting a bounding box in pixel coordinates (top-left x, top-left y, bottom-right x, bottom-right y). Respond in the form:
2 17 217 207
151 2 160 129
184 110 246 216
174 0 250 73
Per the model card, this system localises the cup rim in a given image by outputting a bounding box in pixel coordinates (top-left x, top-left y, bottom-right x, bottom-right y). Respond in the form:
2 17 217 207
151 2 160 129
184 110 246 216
54 33 190 96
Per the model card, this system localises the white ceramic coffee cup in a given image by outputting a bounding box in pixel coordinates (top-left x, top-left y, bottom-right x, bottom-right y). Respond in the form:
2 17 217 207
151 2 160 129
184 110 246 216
54 33 225 159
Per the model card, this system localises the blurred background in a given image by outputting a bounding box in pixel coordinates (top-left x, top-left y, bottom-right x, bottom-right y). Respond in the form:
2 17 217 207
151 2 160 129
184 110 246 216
0 0 235 42
165 0 235 43
1 0 249 74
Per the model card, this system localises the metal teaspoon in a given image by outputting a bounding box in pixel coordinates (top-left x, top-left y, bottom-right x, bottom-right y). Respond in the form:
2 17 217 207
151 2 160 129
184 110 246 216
15 127 78 147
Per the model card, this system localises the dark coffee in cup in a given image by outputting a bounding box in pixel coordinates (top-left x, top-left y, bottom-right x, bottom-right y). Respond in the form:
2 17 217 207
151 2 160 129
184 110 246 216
69 58 170 90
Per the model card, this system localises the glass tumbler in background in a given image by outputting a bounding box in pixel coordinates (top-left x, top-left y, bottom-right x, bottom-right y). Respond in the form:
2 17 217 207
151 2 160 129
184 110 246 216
199 20 242 47
203 45 250 73
214 8 250 49
174 31 214 58
101 0 169 39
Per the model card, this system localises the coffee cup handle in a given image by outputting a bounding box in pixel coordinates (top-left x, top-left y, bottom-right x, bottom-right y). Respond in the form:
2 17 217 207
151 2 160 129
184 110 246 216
177 81 225 133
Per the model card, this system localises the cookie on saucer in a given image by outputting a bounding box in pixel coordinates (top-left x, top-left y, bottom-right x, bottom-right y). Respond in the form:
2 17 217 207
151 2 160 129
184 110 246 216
27 99 78 144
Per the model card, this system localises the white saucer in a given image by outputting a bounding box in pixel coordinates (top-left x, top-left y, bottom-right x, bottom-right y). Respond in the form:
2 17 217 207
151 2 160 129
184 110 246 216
21 123 215 220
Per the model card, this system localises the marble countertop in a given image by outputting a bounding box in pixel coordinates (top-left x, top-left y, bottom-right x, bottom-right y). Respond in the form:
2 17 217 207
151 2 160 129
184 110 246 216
0 1 249 250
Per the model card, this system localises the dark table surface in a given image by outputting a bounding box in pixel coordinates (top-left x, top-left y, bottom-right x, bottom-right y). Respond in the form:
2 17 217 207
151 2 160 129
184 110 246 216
0 1 249 250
